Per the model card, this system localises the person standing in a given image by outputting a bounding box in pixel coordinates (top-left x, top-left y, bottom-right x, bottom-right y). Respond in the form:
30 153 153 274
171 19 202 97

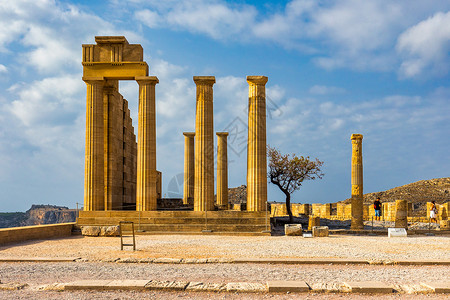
430 201 438 223
374 197 382 221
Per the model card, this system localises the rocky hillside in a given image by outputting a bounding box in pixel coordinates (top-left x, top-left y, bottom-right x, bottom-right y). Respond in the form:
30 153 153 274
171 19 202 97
227 185 247 205
341 178 450 213
0 205 76 228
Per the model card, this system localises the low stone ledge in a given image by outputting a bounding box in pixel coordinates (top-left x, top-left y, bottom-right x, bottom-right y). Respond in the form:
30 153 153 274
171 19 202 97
145 280 189 291
226 282 267 293
153 258 182 264
342 281 393 293
186 282 227 292
81 226 119 237
64 280 113 290
310 282 344 293
267 280 309 292
105 280 150 290
0 282 28 290
232 258 369 265
0 257 80 262
421 282 450 293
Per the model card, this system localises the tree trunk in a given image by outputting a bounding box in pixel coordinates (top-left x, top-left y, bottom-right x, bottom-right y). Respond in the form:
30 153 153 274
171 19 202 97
285 192 293 223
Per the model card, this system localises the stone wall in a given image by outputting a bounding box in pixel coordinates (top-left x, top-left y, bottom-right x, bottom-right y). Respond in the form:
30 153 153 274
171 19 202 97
0 223 74 245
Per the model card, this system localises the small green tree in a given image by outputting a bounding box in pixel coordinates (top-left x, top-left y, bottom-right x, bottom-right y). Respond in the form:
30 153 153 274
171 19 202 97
268 146 324 223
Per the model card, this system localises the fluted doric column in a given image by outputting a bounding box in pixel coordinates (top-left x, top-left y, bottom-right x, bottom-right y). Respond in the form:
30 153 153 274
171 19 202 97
216 132 229 209
83 78 105 211
193 76 215 211
351 134 364 229
136 76 159 211
246 76 268 212
183 132 195 205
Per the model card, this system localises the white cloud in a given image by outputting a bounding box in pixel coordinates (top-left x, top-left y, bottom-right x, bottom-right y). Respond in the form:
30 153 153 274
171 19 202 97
0 64 7 73
397 11 450 78
310 85 346 95
135 9 162 28
132 0 450 77
8 75 84 127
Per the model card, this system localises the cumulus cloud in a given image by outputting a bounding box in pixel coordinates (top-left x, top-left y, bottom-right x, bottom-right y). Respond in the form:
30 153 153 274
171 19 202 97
397 11 450 78
135 1 257 39
309 85 346 95
132 0 450 77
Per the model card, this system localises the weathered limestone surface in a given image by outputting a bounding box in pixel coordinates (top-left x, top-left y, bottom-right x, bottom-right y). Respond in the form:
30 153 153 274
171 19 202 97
84 79 105 211
247 76 268 212
395 199 408 228
308 216 320 230
183 132 195 205
216 132 229 208
285 224 302 236
83 36 144 212
351 134 364 230
267 281 309 292
136 76 159 211
193 76 216 211
312 226 329 237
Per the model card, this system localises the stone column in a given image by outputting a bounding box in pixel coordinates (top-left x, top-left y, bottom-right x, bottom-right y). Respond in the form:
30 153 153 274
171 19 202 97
183 132 195 205
246 76 268 212
351 134 364 230
135 76 159 211
395 200 408 229
83 78 105 211
216 132 229 209
193 76 215 211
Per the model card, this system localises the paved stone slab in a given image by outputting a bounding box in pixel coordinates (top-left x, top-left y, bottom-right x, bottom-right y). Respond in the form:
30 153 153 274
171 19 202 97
64 280 112 290
233 258 368 265
145 280 189 291
105 280 150 290
186 282 227 292
310 282 344 293
343 281 393 293
397 284 430 294
226 282 267 293
393 259 450 265
0 282 28 290
153 258 182 264
0 257 80 262
421 282 450 293
267 280 309 292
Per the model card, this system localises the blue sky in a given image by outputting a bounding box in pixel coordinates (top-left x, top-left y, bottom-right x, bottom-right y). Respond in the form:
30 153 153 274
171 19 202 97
0 0 449 212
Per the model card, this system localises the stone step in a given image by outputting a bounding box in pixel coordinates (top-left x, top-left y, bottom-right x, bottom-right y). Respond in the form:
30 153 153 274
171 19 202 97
77 217 269 225
79 211 269 219
129 224 269 232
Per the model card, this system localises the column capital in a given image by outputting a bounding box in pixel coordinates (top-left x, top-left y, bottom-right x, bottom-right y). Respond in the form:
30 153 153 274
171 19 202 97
216 132 229 137
351 134 363 141
135 76 159 85
193 76 215 85
183 132 195 137
247 76 268 85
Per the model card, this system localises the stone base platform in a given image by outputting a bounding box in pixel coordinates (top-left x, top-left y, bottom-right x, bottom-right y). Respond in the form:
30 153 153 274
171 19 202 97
77 211 271 236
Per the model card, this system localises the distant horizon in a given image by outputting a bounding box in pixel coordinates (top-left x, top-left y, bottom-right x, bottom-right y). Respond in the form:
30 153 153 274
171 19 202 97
1 176 447 213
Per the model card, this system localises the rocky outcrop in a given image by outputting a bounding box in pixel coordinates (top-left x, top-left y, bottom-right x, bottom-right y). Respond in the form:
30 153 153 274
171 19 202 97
0 205 76 228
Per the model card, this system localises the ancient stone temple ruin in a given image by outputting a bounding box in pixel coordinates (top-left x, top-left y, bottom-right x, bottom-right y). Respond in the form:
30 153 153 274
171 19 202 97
77 36 269 234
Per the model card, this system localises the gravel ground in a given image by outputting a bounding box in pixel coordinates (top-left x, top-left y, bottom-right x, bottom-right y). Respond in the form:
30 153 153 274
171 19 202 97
0 262 449 284
1 235 449 261
1 235 449 299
